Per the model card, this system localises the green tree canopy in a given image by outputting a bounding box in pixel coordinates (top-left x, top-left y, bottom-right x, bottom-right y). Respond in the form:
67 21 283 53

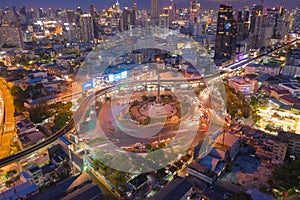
231 191 252 200
29 103 52 124
269 160 300 191
54 110 72 131
10 86 28 111
5 170 20 194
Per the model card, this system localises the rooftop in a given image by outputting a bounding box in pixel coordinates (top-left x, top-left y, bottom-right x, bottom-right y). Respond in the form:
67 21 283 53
1 182 39 200
229 76 257 85
28 172 97 200
199 155 221 171
216 132 239 147
129 174 148 189
279 95 300 105
150 177 193 200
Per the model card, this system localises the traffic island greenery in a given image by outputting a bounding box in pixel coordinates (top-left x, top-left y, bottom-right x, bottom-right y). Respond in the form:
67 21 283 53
127 92 182 126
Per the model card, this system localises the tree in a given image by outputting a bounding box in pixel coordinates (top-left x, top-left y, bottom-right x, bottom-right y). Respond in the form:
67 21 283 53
10 86 28 111
113 170 128 186
231 191 252 200
92 159 101 171
142 95 148 102
145 144 152 151
30 103 52 124
5 170 20 194
132 100 139 106
250 96 259 107
269 160 300 191
54 110 72 131
25 83 43 99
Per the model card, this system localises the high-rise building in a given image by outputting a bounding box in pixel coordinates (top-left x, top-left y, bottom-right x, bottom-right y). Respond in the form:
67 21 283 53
151 0 159 25
0 23 24 49
190 0 201 15
64 10 80 43
1 7 18 24
120 7 136 32
236 7 251 40
266 7 289 39
214 4 237 61
90 5 100 42
65 9 76 24
79 14 94 43
37 8 46 20
294 7 300 33
133 2 137 11
151 0 159 18
249 4 263 34
76 6 83 24
27 8 35 23
249 13 265 49
169 0 176 22
90 5 98 18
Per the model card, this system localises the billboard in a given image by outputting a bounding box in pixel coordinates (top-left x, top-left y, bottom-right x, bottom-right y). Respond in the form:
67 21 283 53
82 80 94 91
108 71 128 82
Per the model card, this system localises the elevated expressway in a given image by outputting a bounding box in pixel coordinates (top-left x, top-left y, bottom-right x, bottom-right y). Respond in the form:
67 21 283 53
0 77 209 167
0 39 299 167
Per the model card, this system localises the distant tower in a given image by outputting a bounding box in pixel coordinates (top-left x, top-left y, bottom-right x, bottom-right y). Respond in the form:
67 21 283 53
155 56 163 104
120 7 136 32
0 23 24 49
214 4 237 61
151 0 159 18
79 14 94 42
249 4 263 34
133 2 137 11
116 0 120 11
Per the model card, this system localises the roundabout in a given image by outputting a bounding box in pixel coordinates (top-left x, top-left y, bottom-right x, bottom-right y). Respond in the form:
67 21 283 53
73 73 225 173
124 91 181 126
72 27 227 173
0 27 227 172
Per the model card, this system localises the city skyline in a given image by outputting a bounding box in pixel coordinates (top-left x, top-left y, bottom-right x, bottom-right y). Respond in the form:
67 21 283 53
0 0 300 199
0 0 298 10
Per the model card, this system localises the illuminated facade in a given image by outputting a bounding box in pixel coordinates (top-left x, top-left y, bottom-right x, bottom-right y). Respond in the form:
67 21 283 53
0 23 24 49
214 4 237 61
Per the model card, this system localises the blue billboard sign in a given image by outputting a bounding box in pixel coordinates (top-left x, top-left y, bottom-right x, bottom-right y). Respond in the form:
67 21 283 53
82 80 94 91
108 71 128 82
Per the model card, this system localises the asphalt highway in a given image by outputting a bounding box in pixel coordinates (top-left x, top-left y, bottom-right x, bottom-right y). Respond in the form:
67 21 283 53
0 38 298 167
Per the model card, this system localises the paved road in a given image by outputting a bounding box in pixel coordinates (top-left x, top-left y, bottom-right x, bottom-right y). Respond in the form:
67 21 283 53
0 78 16 159
222 39 300 72
0 37 298 167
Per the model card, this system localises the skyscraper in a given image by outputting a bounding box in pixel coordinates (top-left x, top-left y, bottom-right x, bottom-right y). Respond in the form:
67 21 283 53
294 7 300 33
249 4 263 34
150 0 159 24
120 7 136 32
249 3 265 49
214 4 238 61
65 9 76 24
190 0 201 15
0 23 24 49
90 5 100 42
236 6 250 40
79 14 94 43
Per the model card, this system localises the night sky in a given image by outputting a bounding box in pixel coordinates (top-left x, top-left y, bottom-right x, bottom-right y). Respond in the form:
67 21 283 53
0 0 298 11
